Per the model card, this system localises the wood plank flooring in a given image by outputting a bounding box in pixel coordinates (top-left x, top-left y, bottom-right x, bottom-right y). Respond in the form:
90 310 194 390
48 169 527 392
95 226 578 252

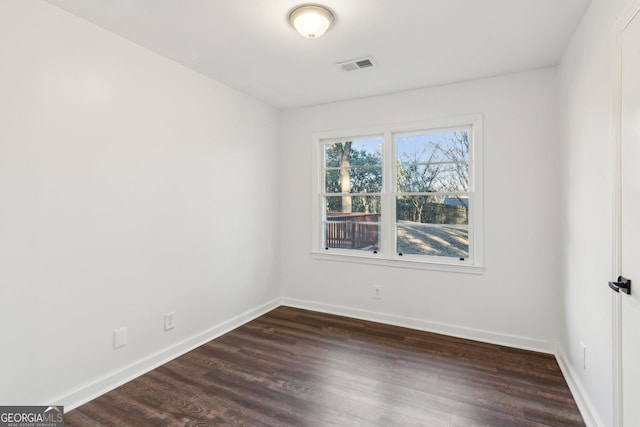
65 307 585 426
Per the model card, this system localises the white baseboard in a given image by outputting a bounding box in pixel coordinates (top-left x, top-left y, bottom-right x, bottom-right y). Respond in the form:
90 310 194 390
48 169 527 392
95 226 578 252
554 345 606 427
282 297 554 354
57 298 282 411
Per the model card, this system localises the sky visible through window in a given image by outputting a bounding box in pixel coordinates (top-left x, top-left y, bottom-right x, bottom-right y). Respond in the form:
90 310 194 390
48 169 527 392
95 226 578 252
347 138 382 160
397 130 469 165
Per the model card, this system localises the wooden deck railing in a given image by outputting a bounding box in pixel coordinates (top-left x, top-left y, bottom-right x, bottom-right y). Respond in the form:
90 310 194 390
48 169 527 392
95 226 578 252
325 213 380 250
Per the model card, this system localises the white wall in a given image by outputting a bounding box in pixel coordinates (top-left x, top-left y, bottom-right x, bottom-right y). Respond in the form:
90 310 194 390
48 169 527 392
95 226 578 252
1 1 626 421
0 1 280 406
279 69 562 350
558 0 632 424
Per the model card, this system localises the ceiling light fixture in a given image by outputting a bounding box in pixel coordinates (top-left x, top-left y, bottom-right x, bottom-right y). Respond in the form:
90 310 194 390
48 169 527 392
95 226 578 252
288 4 335 39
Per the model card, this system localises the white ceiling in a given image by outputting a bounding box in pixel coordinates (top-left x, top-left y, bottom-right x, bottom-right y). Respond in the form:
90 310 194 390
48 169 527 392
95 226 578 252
45 0 590 110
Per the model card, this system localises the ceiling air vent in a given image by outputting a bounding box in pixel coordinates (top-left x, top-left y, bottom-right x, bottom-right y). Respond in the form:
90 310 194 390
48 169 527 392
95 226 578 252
336 56 375 72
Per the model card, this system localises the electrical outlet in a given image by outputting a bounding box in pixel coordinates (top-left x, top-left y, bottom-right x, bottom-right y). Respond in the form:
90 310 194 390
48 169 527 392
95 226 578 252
581 342 587 369
114 327 127 349
373 285 382 299
164 311 176 331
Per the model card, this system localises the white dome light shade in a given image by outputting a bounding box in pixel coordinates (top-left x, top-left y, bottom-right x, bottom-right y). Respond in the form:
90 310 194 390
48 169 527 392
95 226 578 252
289 5 334 39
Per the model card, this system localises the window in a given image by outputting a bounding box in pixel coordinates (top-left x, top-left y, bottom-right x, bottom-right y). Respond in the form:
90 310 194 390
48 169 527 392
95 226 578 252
312 116 483 272
323 136 383 251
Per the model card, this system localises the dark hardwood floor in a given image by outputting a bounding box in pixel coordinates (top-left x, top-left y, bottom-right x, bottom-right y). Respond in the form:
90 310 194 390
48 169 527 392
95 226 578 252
66 307 585 426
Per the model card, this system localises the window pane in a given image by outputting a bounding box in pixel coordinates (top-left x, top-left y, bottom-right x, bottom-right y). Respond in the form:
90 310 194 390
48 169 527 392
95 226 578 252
396 195 468 257
325 221 380 250
325 138 382 168
325 166 382 193
397 223 468 257
397 130 469 165
324 195 381 250
437 162 469 192
326 195 381 215
325 138 383 195
397 130 469 194
397 164 441 192
396 195 468 224
397 163 468 192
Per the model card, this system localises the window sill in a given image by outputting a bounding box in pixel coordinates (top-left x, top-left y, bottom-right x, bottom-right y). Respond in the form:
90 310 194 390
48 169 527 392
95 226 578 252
311 251 485 274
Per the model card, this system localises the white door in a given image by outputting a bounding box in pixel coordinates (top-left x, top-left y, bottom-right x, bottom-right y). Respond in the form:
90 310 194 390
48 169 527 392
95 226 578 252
617 5 640 426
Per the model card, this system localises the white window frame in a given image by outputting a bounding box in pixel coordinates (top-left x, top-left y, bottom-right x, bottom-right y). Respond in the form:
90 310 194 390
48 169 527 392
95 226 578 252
312 115 484 274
